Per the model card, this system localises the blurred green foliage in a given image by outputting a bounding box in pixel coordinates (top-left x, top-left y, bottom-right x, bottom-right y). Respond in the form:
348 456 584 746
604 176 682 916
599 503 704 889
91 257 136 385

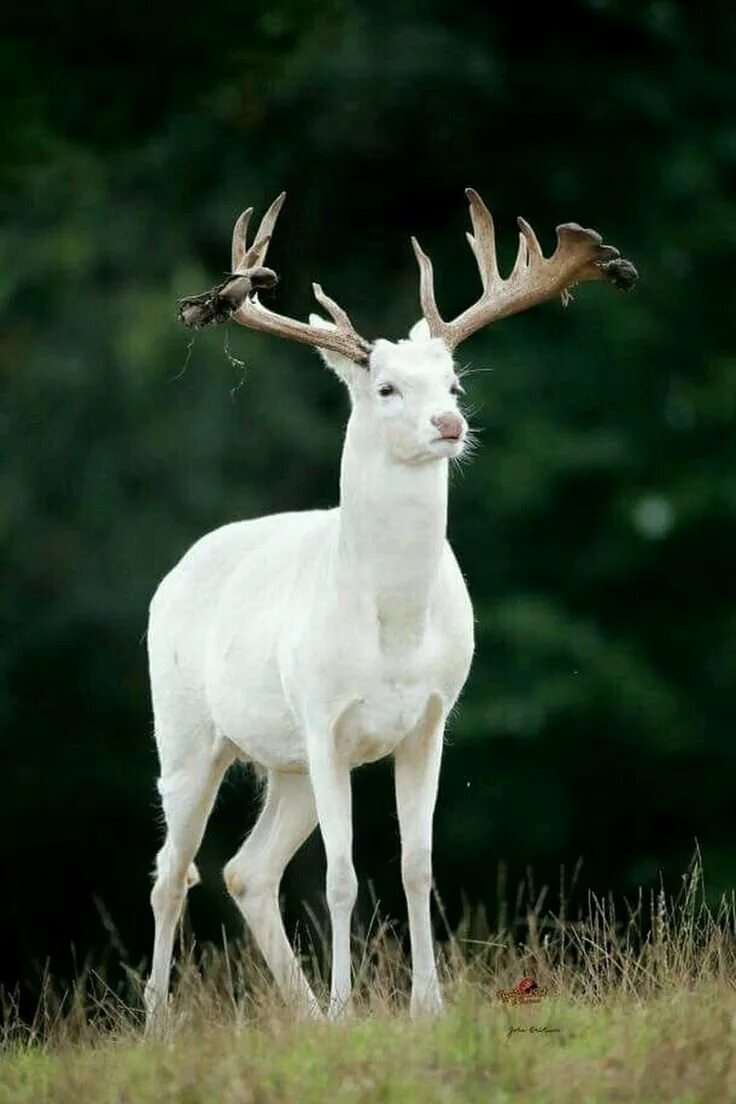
1 0 735 990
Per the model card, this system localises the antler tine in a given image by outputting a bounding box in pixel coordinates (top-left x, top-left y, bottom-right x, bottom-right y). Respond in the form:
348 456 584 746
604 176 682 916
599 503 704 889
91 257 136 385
312 282 353 331
414 189 638 350
230 193 286 274
465 188 499 291
243 191 286 269
509 229 529 283
517 216 544 264
312 283 370 353
231 208 253 272
411 237 448 342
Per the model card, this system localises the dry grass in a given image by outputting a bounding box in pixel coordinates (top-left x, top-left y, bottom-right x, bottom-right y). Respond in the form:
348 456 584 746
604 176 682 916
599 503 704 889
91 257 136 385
1 852 735 1103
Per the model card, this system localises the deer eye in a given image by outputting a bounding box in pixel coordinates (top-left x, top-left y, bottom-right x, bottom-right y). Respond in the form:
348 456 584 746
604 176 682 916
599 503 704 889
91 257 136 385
378 383 397 398
450 381 465 397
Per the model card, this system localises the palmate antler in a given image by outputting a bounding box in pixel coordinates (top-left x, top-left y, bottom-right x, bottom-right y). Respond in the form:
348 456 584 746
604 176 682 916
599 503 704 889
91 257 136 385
411 189 638 348
179 193 372 366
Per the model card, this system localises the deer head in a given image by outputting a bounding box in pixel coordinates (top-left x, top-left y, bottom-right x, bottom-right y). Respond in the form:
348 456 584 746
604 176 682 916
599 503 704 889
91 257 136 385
178 190 637 465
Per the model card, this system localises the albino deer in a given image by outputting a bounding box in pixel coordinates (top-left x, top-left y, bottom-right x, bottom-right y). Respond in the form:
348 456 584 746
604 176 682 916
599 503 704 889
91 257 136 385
144 190 636 1030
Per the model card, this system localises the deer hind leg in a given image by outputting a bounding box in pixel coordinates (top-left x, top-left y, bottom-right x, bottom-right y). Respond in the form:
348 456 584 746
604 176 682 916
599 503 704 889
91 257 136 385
145 730 234 1035
224 769 321 1017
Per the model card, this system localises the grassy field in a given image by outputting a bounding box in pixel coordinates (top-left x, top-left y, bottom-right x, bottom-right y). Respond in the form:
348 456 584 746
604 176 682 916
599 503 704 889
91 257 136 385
2 856 735 1103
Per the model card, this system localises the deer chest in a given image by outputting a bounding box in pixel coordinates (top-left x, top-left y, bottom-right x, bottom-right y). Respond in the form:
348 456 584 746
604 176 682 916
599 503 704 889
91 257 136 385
335 677 434 767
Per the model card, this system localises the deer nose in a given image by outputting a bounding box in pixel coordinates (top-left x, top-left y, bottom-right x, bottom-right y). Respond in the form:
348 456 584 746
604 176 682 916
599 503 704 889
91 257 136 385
431 412 465 440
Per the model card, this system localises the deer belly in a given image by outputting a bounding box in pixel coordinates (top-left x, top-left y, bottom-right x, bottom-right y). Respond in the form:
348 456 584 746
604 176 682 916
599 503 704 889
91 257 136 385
337 686 430 766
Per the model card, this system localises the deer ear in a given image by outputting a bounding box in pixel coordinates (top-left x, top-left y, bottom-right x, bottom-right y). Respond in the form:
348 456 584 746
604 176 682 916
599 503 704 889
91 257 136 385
308 314 362 384
408 318 431 342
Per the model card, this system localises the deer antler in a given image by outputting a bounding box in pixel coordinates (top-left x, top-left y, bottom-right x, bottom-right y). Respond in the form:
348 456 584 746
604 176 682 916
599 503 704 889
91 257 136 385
411 188 638 349
177 192 371 366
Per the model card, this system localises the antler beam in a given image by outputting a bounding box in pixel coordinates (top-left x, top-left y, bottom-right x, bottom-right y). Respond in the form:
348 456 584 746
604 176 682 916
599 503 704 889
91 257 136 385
412 188 638 348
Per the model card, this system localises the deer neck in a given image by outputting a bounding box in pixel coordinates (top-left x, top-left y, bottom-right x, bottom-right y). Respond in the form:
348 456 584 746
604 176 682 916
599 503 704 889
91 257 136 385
337 414 448 649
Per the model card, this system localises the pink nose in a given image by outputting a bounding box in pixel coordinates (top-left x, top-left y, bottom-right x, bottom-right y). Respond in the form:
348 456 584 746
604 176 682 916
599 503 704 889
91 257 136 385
431 412 465 440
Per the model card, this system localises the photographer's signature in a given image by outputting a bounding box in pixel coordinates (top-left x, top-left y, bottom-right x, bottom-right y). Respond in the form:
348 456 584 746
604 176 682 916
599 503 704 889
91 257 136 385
507 1024 560 1039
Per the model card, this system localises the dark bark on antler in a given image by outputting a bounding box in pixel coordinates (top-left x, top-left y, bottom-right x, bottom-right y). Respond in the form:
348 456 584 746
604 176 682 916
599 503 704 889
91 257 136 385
178 267 278 330
596 256 638 291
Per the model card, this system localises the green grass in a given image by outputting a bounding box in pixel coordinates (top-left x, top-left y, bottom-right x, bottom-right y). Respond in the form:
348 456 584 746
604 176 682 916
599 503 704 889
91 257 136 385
2 855 735 1103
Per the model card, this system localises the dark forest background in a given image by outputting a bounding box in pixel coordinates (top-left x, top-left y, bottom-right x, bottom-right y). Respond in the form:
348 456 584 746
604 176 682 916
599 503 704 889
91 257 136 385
1 0 735 998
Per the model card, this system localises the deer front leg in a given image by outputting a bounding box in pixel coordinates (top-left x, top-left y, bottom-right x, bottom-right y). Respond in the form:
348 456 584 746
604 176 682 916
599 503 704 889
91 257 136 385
394 696 445 1017
307 730 356 1019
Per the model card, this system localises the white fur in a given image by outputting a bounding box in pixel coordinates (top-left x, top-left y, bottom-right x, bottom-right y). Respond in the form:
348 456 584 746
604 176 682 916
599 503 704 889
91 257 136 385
144 322 475 1029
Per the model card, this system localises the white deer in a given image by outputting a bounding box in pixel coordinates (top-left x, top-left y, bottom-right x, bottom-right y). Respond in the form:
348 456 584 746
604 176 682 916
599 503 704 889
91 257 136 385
144 190 636 1030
